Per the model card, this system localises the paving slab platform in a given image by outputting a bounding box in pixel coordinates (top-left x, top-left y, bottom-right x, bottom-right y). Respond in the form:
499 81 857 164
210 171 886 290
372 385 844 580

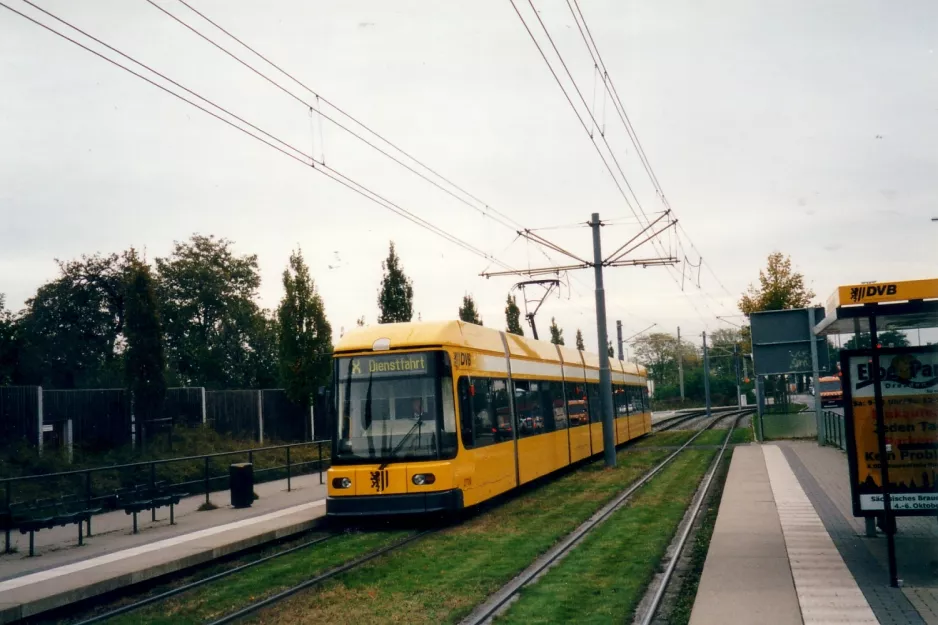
691 441 938 625
0 473 327 623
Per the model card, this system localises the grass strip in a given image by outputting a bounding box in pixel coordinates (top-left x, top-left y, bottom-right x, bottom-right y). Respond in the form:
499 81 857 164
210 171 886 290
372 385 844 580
249 448 671 624
632 431 696 447
496 448 716 625
100 531 408 625
668 452 733 624
729 427 754 444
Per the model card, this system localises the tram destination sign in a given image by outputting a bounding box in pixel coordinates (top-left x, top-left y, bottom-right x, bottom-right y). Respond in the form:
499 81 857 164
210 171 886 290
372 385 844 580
843 346 938 516
338 353 430 380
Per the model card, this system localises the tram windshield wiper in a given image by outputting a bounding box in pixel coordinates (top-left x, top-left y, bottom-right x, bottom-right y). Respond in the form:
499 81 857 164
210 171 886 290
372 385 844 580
378 415 423 470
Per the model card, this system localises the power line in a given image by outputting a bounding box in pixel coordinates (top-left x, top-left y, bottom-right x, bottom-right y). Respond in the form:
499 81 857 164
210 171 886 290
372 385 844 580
158 0 566 274
144 0 524 235
3 0 516 272
509 1 721 328
565 0 738 313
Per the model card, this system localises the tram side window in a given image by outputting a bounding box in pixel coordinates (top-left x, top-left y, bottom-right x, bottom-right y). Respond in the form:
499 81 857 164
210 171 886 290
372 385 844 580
627 385 641 414
641 386 650 412
514 380 546 438
457 377 494 449
491 379 513 443
550 382 568 430
587 383 602 424
539 381 561 432
565 382 588 427
614 384 629 416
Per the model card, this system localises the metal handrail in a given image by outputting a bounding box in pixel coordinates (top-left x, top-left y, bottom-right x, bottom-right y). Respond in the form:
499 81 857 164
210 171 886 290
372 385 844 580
2 439 331 553
0 439 330 484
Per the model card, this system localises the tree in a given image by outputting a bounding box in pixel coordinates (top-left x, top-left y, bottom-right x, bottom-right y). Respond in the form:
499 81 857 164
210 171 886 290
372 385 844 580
156 234 272 388
549 317 564 345
123 253 166 437
844 331 910 350
458 294 482 325
739 252 815 316
575 329 585 351
277 248 333 407
16 253 130 387
633 332 684 387
0 294 17 385
356 316 366 327
377 242 413 323
707 328 745 379
608 341 615 358
505 295 524 336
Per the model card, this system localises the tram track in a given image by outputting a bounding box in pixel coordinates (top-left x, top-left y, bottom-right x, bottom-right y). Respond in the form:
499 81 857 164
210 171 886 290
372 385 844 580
206 529 437 625
67 532 339 625
634 410 746 625
460 408 754 625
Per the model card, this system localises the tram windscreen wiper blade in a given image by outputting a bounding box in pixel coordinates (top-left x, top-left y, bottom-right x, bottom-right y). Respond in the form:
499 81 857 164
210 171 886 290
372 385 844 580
378 416 423 471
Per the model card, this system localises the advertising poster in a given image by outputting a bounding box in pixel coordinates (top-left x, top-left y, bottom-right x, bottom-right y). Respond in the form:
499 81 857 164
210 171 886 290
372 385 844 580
843 346 938 516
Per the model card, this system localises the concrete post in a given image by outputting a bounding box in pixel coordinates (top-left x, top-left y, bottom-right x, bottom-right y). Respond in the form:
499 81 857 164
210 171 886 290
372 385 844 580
201 387 207 425
808 309 822 443
702 332 712 419
590 213 617 468
257 390 264 445
677 326 685 400
37 386 44 456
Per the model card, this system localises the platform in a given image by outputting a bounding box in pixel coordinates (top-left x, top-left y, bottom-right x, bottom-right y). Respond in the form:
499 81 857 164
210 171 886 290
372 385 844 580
691 442 938 625
0 473 328 623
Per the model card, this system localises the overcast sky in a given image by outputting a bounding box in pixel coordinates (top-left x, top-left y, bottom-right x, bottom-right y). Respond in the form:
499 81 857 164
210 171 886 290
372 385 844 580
1 0 936 352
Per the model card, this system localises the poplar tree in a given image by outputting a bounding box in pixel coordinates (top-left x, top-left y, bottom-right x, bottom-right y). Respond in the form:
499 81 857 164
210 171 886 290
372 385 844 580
505 294 524 336
377 242 414 323
608 341 615 358
549 317 565 346
575 329 585 351
277 248 332 407
458 294 482 325
123 253 166 439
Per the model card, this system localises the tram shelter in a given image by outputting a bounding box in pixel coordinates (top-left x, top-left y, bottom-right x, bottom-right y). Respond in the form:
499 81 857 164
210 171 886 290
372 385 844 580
813 278 938 587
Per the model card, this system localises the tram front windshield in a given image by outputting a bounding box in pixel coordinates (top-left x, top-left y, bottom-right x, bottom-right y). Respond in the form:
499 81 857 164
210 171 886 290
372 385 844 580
335 352 456 463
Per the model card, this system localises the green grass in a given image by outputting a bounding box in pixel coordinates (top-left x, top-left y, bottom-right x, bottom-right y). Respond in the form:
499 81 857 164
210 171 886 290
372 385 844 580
668 452 732 625
97 531 407 625
729 427 754 444
632 431 696 447
496 449 716 624
250 448 671 625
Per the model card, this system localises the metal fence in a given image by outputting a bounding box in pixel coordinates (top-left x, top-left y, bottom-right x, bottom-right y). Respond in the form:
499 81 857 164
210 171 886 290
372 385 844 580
0 386 41 447
1 438 330 553
44 389 131 451
0 385 335 456
821 409 847 451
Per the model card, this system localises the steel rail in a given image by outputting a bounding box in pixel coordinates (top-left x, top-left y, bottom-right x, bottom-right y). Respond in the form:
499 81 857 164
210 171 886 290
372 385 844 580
637 410 747 625
71 533 338 625
459 409 752 625
207 530 436 625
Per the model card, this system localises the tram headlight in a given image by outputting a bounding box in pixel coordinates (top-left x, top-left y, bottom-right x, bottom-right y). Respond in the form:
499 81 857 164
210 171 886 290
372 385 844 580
412 473 436 486
332 477 352 489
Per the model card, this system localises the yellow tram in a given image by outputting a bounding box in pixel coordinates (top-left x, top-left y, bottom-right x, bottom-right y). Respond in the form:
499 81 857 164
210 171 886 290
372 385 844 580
326 321 650 516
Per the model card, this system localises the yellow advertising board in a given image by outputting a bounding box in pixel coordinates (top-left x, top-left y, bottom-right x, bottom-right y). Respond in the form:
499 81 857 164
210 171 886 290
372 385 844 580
844 346 938 515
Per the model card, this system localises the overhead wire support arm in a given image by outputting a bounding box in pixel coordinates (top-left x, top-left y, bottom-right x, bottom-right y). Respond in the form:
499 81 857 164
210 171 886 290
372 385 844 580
603 219 677 266
481 262 589 279
602 210 671 265
606 257 679 269
518 229 591 265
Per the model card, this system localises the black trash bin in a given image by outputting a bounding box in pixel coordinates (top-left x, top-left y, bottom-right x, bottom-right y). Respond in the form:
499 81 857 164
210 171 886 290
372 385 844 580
230 462 254 508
